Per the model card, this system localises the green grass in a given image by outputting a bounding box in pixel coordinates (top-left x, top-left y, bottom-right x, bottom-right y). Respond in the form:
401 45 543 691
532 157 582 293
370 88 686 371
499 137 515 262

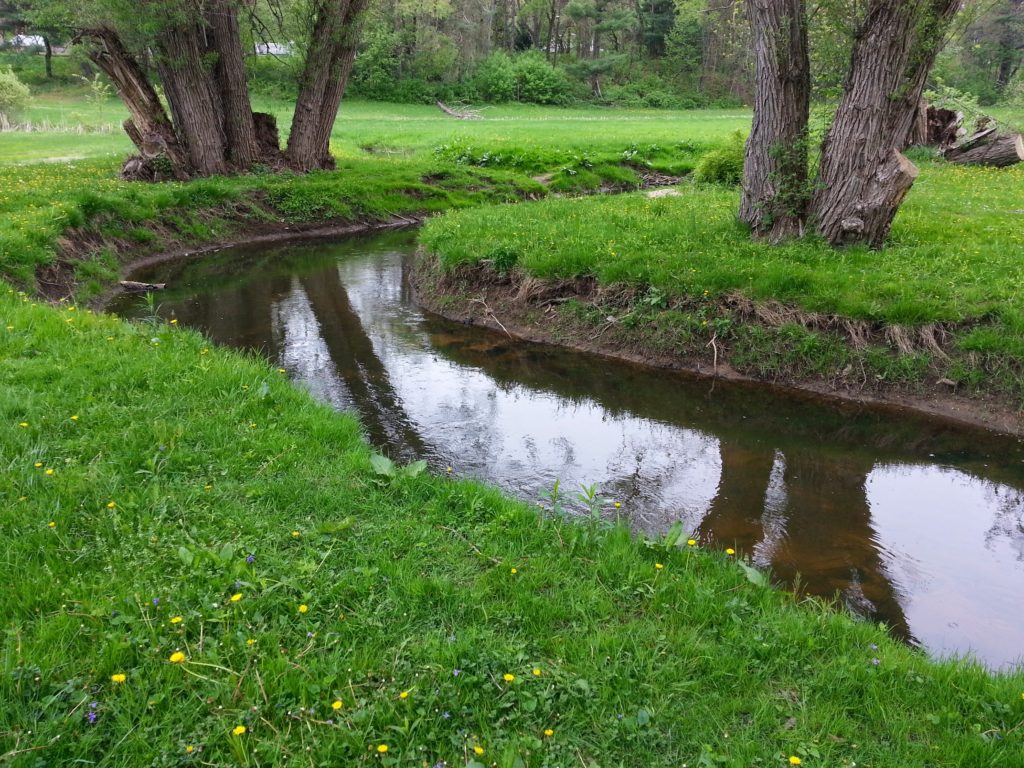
3 288 1024 767
421 162 1024 397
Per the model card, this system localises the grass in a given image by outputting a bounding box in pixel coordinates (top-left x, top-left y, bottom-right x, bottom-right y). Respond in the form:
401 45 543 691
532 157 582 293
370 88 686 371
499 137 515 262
3 287 1024 767
421 162 1024 401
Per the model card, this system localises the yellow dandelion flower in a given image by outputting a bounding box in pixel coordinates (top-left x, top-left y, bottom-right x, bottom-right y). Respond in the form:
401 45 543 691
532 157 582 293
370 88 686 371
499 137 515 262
169 651 186 663
332 700 343 710
230 593 242 603
70 415 79 421
687 539 697 546
614 501 621 508
232 725 246 736
510 567 518 574
246 638 256 646
399 690 409 699
278 368 286 373
655 563 664 570
45 468 54 476
377 744 389 753
170 616 183 624
291 530 300 537
503 673 515 682
789 758 801 766
18 422 28 427
298 604 309 614
47 521 56 528
170 319 178 325
185 745 194 753
544 728 554 737
532 667 542 676
34 462 42 468
725 548 735 556
106 501 116 509
446 466 453 473
474 746 485 755
111 673 126 683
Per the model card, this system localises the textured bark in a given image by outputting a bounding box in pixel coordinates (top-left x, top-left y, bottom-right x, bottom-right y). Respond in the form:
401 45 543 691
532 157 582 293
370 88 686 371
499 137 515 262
43 37 53 79
77 28 191 179
740 0 810 242
946 133 1024 167
206 0 262 168
286 0 369 172
810 0 961 248
156 21 229 177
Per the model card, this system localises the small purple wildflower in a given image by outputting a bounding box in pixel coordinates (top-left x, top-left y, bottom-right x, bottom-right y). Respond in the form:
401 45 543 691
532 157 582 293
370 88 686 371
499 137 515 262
246 554 255 564
452 668 461 677
307 631 314 638
869 643 878 651
87 711 97 724
152 597 160 606
616 714 624 721
870 658 880 666
442 711 451 720
90 701 98 709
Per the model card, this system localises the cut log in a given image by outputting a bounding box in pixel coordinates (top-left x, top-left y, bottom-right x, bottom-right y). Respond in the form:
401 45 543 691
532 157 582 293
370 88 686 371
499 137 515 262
943 127 999 160
119 280 167 292
436 101 483 120
946 133 1024 167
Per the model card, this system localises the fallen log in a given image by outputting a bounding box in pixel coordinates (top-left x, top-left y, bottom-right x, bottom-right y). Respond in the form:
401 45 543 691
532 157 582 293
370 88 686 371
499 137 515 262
945 132 1024 167
436 101 483 120
119 280 166 292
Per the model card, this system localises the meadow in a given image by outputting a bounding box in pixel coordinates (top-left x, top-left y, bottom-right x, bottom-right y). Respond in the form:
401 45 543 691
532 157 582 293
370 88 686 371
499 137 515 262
3 66 1024 766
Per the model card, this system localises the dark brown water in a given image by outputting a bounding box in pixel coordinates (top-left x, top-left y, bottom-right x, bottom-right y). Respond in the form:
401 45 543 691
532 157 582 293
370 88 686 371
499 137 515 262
110 230 1024 669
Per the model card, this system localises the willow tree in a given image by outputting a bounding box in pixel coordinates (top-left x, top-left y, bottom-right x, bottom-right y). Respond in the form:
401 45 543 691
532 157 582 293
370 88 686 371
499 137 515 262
742 0 963 248
34 0 368 178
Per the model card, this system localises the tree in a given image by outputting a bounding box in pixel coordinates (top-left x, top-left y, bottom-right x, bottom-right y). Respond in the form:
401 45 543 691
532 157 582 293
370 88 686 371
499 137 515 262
742 0 964 248
22 0 368 178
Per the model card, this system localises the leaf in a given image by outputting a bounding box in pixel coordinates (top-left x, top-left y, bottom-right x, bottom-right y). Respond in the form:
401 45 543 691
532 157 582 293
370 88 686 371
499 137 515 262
737 560 769 588
663 521 683 548
218 543 235 564
402 459 427 478
637 708 651 726
177 546 194 566
369 453 396 478
315 516 355 535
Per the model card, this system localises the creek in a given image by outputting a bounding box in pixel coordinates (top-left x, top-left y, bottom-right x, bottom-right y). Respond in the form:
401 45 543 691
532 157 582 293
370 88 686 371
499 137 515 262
110 229 1024 670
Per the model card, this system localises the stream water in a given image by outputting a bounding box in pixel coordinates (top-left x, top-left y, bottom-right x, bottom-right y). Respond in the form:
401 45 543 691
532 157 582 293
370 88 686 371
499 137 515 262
110 230 1024 669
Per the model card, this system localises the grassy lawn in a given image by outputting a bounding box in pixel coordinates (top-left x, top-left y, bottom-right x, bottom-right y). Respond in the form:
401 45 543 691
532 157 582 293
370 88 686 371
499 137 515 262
4 288 1024 767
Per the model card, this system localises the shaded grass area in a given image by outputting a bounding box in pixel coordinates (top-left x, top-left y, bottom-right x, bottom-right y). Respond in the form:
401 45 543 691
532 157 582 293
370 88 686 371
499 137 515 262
3 288 1024 767
421 164 1024 401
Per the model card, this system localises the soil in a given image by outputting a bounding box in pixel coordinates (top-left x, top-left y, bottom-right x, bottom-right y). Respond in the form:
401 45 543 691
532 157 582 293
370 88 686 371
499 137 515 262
411 253 1024 438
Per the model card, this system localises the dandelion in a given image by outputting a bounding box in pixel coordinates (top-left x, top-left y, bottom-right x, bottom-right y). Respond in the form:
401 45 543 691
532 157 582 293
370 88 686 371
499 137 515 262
18 422 28 428
298 604 309 614
110 673 126 683
70 415 79 421
510 567 518 575
170 319 178 325
230 593 242 603
377 744 389 753
278 368 286 373
725 548 735 556
185 745 194 754
34 462 42 468
655 563 664 570
45 468 55 476
47 521 56 528
246 638 256 646
614 501 621 508
687 539 697 546
503 673 515 682
473 746 485 756
332 700 343 710
291 530 301 537
446 466 453 473
544 728 554 737
532 668 541 676
169 651 186 663
106 501 116 509
399 690 409 699
170 616 183 624
789 758 802 766
232 725 246 736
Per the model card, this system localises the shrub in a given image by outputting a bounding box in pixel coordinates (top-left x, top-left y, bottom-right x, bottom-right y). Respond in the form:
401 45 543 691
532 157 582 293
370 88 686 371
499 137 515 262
474 52 517 102
0 67 30 125
692 132 745 185
513 52 570 105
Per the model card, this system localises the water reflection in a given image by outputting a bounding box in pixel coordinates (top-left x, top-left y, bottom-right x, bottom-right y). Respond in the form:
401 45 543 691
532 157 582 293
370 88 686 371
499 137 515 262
111 232 1024 669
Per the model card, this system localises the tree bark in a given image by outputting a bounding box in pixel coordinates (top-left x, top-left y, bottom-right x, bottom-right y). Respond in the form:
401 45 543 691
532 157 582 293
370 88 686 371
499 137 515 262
946 133 1024 167
740 0 810 243
286 0 369 172
206 0 263 168
156 20 229 177
76 28 191 179
43 36 53 79
810 0 961 248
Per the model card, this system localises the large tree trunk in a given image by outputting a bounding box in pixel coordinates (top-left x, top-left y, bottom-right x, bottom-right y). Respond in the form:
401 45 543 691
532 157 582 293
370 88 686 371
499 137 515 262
206 0 263 169
76 28 191 179
740 0 810 243
156 21 229 177
810 0 961 248
286 0 369 172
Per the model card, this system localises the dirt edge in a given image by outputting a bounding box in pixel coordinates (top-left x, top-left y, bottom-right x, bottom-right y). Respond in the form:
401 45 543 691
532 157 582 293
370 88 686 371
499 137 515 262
411 251 1024 438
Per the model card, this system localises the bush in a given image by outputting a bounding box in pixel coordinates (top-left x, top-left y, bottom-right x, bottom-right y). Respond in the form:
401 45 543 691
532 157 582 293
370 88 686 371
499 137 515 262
692 132 745 185
474 52 517 102
513 52 570 105
0 67 31 125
